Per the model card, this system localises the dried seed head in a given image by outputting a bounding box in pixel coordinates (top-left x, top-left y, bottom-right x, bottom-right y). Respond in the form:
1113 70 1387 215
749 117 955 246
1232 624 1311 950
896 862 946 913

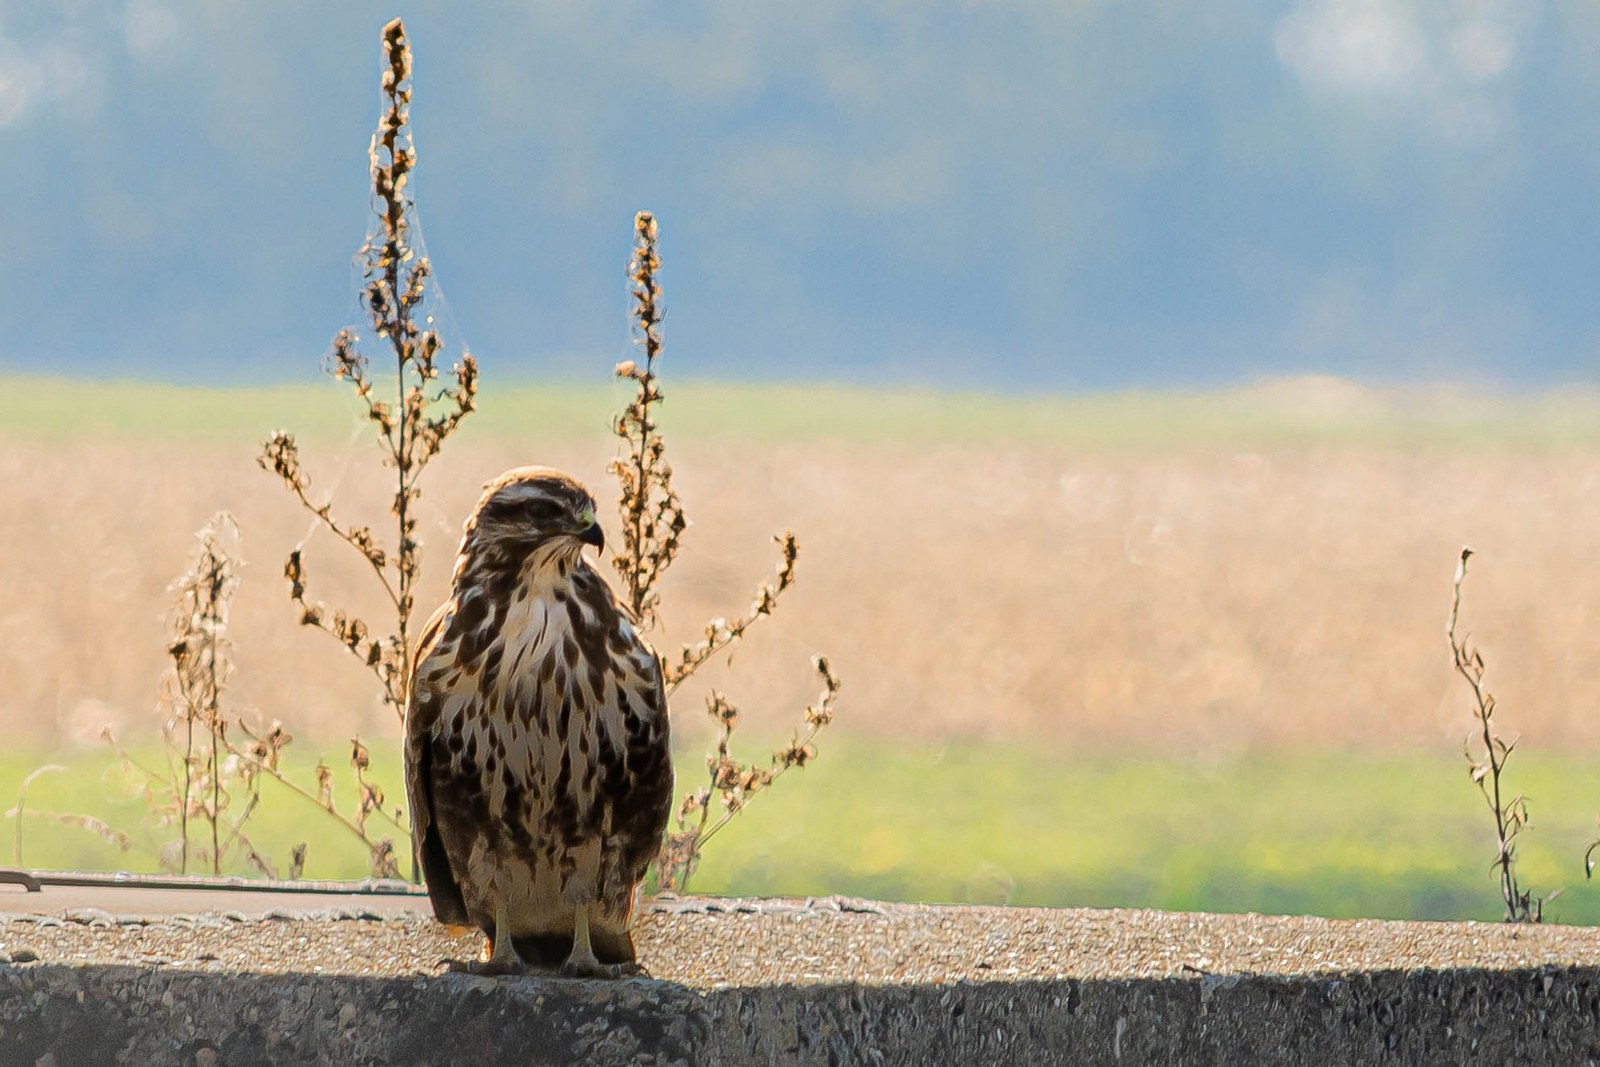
370 836 401 880
777 739 817 769
315 762 334 808
706 690 740 729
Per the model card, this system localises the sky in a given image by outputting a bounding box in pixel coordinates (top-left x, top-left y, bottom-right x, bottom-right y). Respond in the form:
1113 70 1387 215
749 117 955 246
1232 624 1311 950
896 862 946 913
0 0 1597 390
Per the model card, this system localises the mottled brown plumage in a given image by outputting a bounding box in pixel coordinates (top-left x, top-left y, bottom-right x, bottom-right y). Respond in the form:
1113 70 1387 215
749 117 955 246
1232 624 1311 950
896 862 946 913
404 466 672 976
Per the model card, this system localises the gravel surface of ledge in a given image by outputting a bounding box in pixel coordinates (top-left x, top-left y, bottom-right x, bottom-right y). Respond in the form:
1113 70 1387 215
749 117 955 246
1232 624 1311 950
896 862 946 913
6 898 1600 1066
2 895 1600 985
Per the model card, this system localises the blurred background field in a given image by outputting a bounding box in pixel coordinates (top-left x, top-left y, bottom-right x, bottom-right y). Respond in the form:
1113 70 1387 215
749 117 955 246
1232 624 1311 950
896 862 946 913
9 743 1600 925
5 374 1600 922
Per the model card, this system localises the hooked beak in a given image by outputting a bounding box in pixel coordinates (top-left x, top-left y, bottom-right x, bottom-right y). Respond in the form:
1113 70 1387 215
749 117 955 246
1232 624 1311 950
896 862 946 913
579 522 605 555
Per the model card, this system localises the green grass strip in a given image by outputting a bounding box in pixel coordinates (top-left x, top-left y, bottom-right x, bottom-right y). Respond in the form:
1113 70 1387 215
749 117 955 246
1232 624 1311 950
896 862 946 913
7 375 1600 451
6 740 1599 924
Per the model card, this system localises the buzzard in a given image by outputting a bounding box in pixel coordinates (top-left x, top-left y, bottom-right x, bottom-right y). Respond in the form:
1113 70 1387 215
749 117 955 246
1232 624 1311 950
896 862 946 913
404 466 672 977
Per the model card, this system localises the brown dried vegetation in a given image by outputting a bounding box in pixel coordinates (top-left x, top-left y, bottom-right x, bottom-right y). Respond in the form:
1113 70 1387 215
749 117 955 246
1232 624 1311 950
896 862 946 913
13 514 408 879
252 19 474 878
147 513 262 875
609 213 839 892
34 514 273 876
6 764 131 870
80 514 272 876
259 20 476 733
248 18 473 883
1448 547 1542 923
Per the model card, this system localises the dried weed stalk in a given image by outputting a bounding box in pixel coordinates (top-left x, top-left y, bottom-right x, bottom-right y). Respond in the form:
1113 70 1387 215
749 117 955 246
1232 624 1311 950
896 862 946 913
223 725 405 879
1449 547 1541 923
73 516 401 880
257 20 465 879
656 659 840 891
610 211 687 627
4 765 132 868
99 515 274 876
161 512 249 874
609 212 840 893
259 17 476 728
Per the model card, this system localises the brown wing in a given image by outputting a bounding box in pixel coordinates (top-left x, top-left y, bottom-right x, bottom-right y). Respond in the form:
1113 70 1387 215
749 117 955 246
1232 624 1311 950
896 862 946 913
612 656 673 897
403 598 470 927
567 567 675 934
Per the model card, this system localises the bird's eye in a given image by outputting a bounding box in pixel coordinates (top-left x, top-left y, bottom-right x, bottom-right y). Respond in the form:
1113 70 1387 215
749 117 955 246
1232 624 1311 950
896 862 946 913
525 501 560 524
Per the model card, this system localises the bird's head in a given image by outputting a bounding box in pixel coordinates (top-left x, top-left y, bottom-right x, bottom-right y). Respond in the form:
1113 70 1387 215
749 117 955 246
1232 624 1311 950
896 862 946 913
457 466 605 574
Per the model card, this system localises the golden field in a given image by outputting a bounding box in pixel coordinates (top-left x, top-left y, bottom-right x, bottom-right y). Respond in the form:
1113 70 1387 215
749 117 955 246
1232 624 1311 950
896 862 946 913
3 374 1599 760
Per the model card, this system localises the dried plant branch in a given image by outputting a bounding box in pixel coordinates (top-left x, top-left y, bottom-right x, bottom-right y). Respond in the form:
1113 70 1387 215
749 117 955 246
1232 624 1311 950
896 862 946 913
102 728 174 798
258 17 477 730
81 515 270 877
64 512 267 878
605 210 842 893
349 736 410 838
5 808 134 857
225 719 405 879
280 544 407 714
1449 547 1540 923
663 533 799 694
609 211 686 627
655 656 840 892
7 764 66 867
158 512 245 875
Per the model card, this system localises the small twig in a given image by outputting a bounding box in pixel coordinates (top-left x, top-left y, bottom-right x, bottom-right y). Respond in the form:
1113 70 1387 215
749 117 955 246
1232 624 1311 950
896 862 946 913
349 737 410 837
225 723 405 879
609 211 686 628
1449 546 1538 923
5 810 134 856
604 211 842 894
259 17 476 741
160 513 241 874
259 436 401 612
8 765 67 867
228 725 365 845
664 533 799 693
657 655 840 891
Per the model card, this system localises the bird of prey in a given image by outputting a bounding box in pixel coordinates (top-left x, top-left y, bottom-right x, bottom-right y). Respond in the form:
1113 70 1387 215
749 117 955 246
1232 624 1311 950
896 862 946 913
404 466 672 977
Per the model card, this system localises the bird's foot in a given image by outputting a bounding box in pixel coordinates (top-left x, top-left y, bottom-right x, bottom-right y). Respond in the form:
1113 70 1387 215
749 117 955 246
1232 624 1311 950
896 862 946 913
558 958 625 980
450 956 527 977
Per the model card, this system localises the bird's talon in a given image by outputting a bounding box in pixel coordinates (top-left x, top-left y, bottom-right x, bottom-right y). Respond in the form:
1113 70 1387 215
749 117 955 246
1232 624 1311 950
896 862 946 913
458 957 526 977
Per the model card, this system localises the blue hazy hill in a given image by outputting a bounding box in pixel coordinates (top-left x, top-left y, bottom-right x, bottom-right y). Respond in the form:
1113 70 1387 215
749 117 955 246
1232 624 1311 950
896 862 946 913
1 2 1597 390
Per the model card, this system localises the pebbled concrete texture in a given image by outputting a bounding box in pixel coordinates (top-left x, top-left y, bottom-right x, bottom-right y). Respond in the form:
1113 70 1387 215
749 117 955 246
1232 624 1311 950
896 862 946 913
5 962 1600 1066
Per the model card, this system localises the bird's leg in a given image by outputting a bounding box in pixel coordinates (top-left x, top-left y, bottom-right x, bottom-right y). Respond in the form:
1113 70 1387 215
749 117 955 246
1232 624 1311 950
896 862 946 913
559 904 619 979
458 900 526 976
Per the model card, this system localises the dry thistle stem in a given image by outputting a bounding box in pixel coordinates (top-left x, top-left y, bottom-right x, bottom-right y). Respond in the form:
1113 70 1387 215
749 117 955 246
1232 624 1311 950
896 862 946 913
251 18 464 883
609 211 687 628
654 656 842 893
1449 547 1542 923
664 532 800 693
6 764 67 867
87 517 274 876
259 17 477 728
160 512 244 875
218 719 407 879
655 656 841 892
606 211 841 893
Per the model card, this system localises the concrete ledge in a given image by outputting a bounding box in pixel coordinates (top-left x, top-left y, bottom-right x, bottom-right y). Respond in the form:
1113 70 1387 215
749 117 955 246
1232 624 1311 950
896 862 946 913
6 961 1600 1066
8 900 1600 1064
